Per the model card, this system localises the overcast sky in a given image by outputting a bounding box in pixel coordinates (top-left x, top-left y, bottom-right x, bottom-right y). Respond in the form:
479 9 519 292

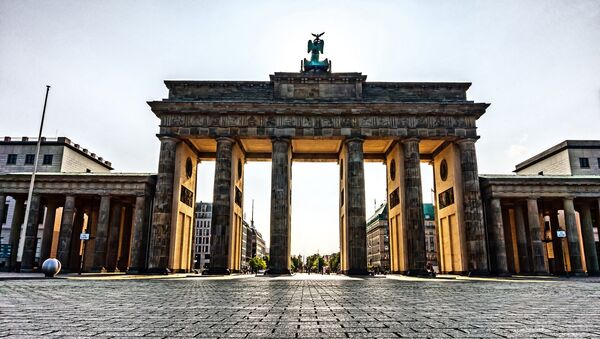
1 1 599 257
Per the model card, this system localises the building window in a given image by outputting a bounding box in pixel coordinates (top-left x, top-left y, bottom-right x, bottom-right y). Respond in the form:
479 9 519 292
6 154 17 165
24 154 35 165
597 158 600 168
2 204 8 224
42 154 53 165
579 157 590 168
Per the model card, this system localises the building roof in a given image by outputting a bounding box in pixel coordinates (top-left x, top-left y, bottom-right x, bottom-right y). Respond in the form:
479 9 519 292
514 140 600 172
1 136 113 169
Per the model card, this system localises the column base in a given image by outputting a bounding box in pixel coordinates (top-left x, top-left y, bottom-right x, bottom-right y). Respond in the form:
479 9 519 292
265 268 291 275
568 271 587 277
146 267 171 275
205 267 231 275
342 268 369 276
405 269 430 277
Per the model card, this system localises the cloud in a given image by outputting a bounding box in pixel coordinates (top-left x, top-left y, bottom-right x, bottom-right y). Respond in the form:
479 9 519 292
506 144 528 159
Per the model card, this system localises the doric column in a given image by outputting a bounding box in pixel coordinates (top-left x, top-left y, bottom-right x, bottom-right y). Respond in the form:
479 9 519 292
402 138 426 274
92 195 111 271
148 136 178 272
21 194 41 270
128 195 147 273
8 197 25 269
564 197 584 275
580 202 599 275
268 137 292 274
514 204 530 274
0 194 5 227
208 137 235 274
489 198 508 275
527 198 548 274
549 210 565 275
105 202 122 272
456 139 488 274
40 200 58 263
343 138 367 275
56 195 76 270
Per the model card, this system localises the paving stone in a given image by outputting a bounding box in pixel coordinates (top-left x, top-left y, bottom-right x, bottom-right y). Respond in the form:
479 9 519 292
1 277 600 338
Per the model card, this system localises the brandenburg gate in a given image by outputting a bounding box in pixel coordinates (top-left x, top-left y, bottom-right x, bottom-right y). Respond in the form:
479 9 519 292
146 34 490 275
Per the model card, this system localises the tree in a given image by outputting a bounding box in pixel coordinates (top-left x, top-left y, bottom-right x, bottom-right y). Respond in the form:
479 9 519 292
328 252 340 273
291 255 302 272
249 255 266 273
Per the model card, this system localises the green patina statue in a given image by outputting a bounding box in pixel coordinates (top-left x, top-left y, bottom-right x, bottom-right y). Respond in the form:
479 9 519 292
302 32 331 73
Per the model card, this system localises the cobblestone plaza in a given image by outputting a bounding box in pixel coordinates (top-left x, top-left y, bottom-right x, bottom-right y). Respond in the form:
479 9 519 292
2 275 600 338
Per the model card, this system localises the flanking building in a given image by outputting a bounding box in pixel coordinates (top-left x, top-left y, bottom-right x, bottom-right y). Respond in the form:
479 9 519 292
0 136 155 273
478 140 600 276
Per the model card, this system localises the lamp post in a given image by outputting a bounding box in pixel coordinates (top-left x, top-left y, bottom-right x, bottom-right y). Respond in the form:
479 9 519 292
18 86 50 268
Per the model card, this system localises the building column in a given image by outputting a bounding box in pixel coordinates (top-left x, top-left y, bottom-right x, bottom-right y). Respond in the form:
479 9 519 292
40 200 58 263
92 195 111 271
549 209 565 275
268 137 292 274
105 202 122 272
208 137 235 274
148 136 178 273
457 139 489 274
488 198 509 275
8 197 25 269
344 138 367 275
514 204 530 274
563 197 584 275
527 198 549 274
128 195 147 273
580 202 599 275
21 194 41 270
402 138 426 275
56 195 76 271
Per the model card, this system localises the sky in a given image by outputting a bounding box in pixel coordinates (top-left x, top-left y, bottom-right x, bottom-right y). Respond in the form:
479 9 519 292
1 1 599 258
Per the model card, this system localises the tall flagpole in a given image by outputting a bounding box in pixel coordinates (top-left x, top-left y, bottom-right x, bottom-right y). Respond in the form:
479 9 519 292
18 85 50 264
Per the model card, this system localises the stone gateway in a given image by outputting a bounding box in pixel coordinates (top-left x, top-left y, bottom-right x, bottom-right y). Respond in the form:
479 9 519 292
147 47 491 274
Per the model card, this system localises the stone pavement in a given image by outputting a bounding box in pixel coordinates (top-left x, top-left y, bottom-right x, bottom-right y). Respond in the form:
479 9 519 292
1 273 600 338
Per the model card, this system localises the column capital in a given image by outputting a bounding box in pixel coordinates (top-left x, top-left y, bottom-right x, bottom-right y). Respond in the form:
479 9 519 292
271 136 291 144
526 196 540 201
156 134 179 142
343 137 364 145
563 196 576 201
401 137 420 144
215 136 236 144
455 137 480 145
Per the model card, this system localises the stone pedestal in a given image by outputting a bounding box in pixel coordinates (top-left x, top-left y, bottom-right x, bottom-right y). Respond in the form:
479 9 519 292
56 195 76 271
580 203 598 275
208 137 235 275
402 138 426 275
128 195 147 273
527 198 549 275
457 139 489 274
8 197 25 269
268 137 292 275
21 194 41 270
514 204 530 274
564 198 584 275
342 138 367 275
40 200 58 263
148 136 178 273
489 198 509 275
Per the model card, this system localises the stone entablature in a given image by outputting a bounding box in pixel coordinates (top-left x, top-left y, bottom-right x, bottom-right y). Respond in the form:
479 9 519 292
480 175 600 199
0 173 156 197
